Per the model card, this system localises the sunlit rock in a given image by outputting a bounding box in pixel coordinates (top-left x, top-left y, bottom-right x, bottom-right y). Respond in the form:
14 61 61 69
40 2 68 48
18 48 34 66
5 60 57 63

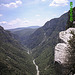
55 28 75 64
55 28 75 75
59 28 75 43
55 43 70 64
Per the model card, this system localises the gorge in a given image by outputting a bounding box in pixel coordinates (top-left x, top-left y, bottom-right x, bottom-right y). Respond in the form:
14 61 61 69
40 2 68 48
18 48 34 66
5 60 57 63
27 50 39 75
0 7 75 75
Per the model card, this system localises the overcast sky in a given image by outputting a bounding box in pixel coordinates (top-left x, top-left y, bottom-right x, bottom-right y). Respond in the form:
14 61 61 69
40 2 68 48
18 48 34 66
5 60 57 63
0 0 75 29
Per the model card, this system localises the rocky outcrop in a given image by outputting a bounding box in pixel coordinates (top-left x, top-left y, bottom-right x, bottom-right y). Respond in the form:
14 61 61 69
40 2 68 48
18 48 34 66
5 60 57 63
55 28 75 75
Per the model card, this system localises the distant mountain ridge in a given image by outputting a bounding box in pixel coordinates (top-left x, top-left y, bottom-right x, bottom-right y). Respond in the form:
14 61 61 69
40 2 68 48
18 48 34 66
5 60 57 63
8 26 40 44
8 26 40 32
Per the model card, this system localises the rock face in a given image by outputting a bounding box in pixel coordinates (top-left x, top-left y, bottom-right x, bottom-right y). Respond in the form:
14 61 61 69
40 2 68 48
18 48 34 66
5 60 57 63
55 28 75 75
55 43 69 64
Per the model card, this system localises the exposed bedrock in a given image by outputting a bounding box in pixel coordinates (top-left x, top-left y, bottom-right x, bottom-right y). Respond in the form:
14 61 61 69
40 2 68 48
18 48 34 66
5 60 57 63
55 28 75 75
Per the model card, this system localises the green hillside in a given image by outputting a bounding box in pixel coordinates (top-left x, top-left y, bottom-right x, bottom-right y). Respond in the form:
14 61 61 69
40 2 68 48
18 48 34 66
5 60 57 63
34 8 75 75
0 26 36 75
9 11 68 75
6 7 75 75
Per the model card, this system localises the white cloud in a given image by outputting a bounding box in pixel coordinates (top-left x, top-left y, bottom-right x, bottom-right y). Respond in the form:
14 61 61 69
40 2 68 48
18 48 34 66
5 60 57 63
36 14 40 17
37 19 41 21
8 18 29 25
8 18 21 25
0 18 30 29
63 11 68 13
0 0 22 8
23 19 29 23
41 0 46 2
0 17 51 29
49 0 69 6
0 14 3 17
0 21 7 24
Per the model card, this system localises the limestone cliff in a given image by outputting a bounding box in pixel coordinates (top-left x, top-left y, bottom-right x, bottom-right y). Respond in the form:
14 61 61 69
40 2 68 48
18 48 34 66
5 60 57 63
55 28 75 75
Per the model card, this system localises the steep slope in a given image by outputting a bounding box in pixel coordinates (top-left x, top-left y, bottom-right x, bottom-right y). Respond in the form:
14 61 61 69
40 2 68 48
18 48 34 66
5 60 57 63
8 7 75 75
24 7 75 50
23 12 68 75
24 8 75 75
24 12 68 49
0 26 36 75
55 7 75 75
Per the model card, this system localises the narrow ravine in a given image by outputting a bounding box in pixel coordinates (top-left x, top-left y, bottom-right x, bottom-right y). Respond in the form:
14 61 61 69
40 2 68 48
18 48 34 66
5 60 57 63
33 59 39 75
27 50 40 75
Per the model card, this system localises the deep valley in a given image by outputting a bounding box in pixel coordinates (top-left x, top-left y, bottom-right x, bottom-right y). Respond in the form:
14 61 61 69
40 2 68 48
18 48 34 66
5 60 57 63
0 7 75 75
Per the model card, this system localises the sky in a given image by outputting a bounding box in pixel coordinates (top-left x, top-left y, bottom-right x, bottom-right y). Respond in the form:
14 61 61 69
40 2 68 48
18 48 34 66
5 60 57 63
0 0 75 29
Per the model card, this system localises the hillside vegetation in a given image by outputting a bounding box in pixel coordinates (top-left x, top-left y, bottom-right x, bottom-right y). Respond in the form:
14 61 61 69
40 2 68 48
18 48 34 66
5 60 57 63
0 26 36 75
23 11 68 75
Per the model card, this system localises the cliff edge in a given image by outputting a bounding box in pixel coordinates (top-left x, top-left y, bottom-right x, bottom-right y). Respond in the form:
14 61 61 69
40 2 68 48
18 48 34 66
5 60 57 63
55 28 75 75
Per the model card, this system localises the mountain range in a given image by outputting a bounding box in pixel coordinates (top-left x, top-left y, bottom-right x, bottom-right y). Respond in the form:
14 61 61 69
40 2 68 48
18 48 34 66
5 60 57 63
9 10 68 75
9 26 40 44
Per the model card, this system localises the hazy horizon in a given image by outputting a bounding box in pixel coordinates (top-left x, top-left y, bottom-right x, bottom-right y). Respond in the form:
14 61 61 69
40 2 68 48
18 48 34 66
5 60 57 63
0 0 75 29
